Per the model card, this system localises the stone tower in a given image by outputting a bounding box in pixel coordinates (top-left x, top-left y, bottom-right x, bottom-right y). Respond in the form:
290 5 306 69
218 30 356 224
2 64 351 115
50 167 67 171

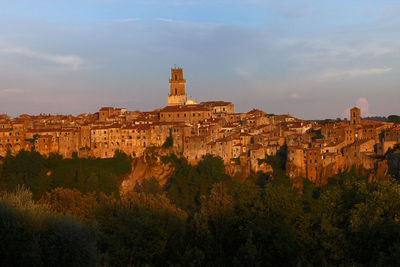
168 67 187 106
350 107 361 126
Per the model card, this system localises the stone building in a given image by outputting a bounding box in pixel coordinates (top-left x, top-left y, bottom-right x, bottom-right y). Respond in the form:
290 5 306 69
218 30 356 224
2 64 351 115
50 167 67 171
0 68 398 188
200 101 234 118
159 105 212 124
350 107 361 126
168 67 187 106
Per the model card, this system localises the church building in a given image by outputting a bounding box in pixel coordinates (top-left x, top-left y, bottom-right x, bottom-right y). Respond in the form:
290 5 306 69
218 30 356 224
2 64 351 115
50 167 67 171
168 67 188 106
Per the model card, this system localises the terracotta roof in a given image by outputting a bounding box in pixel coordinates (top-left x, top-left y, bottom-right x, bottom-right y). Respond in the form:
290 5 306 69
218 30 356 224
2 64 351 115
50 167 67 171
27 128 60 133
248 144 263 150
99 107 113 111
200 101 232 107
160 105 210 112
38 135 53 138
361 120 383 125
353 139 375 146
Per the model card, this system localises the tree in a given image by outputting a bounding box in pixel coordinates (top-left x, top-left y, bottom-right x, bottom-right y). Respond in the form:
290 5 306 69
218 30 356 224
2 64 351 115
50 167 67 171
40 188 98 221
136 177 163 195
162 135 173 148
95 192 187 266
167 154 231 211
0 187 99 266
24 134 40 151
388 115 400 124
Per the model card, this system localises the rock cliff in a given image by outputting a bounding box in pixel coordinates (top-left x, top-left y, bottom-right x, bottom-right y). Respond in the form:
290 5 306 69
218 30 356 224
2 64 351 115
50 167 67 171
119 148 176 195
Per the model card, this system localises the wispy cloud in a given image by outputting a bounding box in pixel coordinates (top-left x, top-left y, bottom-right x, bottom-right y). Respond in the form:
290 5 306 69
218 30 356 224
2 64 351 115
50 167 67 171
0 46 85 70
342 97 372 118
0 89 24 97
321 67 392 79
356 97 371 117
155 18 176 23
280 39 400 64
113 18 141 23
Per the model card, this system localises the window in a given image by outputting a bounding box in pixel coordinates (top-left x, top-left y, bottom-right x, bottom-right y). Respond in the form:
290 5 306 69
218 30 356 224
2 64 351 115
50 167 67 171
175 88 177 95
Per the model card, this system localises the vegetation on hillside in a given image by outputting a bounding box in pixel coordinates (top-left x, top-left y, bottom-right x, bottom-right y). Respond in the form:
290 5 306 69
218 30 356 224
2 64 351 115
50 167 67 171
2 151 400 265
0 150 131 199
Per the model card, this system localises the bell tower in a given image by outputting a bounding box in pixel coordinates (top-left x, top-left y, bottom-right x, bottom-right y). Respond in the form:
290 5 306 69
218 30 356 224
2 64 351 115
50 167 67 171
350 107 361 126
168 66 187 106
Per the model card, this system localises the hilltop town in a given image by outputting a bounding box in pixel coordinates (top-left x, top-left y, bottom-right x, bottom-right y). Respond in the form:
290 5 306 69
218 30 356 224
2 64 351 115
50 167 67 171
1 67 399 184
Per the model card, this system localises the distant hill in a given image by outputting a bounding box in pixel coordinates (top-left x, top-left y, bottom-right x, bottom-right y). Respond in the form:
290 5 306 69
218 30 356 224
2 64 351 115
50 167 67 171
308 115 399 124
362 116 388 122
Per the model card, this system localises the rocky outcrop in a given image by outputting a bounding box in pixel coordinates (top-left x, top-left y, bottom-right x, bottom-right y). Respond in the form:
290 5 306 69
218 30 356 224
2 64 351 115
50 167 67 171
119 148 177 195
226 161 273 181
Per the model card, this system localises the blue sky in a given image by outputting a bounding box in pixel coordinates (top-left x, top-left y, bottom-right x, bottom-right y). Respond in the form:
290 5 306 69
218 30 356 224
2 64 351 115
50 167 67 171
0 0 399 119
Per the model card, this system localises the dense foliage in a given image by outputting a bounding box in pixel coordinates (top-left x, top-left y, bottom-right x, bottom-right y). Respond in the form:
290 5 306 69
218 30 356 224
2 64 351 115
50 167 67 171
388 115 400 124
162 135 174 148
312 114 400 124
0 150 131 199
2 151 400 266
0 187 98 266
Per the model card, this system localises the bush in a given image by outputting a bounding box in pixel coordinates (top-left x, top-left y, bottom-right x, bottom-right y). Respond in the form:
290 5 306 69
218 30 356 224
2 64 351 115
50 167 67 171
95 192 187 266
162 135 174 148
0 187 99 266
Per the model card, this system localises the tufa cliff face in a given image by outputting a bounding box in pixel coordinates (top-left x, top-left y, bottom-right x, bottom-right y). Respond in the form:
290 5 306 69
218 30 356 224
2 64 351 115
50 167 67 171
120 147 274 194
119 147 177 195
120 157 174 195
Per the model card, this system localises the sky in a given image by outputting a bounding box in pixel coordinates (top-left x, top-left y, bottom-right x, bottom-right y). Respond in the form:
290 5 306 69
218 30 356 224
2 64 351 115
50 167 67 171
0 0 399 119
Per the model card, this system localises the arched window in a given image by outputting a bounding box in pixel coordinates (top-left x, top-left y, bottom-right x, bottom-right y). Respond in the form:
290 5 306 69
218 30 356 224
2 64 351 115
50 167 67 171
175 74 177 80
175 88 177 95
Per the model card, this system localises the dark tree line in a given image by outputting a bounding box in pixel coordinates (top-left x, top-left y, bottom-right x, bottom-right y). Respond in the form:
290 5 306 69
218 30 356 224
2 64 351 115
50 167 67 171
2 151 400 266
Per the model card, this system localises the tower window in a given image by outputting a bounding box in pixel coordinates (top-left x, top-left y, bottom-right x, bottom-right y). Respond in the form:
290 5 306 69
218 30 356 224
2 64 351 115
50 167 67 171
175 88 177 95
175 74 177 80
